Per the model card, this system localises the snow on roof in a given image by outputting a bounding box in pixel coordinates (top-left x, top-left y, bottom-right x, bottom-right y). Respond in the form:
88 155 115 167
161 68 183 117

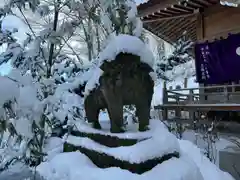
97 34 154 69
220 0 239 7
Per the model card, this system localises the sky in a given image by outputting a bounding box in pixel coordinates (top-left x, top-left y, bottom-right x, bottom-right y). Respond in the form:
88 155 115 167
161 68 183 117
135 0 148 5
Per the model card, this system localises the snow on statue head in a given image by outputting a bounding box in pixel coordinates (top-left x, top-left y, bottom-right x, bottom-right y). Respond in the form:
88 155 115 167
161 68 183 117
74 34 155 133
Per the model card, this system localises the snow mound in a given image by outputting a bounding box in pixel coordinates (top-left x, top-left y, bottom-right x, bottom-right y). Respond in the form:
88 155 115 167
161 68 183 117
179 140 235 180
37 151 203 180
43 137 64 161
97 34 154 69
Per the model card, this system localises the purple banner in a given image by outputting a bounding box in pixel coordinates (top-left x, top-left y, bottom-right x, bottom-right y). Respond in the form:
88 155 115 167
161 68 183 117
195 33 240 85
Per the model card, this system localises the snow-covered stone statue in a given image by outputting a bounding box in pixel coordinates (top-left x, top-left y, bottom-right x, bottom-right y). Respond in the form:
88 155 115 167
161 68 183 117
75 34 155 133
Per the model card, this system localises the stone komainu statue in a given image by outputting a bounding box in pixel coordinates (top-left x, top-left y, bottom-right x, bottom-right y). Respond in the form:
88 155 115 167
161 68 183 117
76 52 154 133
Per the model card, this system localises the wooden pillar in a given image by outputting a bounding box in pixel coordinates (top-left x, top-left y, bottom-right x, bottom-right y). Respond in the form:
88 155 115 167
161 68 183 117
196 11 204 40
162 81 168 120
195 11 205 104
189 89 195 120
175 96 181 119
184 78 188 88
223 86 229 103
232 82 235 92
199 83 205 103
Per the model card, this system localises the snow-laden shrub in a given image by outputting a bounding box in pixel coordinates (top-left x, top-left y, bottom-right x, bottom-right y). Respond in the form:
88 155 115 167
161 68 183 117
0 0 146 171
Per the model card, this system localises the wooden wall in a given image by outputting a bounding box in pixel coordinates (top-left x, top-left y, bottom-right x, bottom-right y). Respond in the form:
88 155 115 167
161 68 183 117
197 4 240 41
196 5 240 98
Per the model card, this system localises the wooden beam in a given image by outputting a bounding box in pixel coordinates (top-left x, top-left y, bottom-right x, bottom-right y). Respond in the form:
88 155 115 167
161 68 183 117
150 22 164 33
171 21 196 41
165 16 195 36
175 3 195 12
169 5 193 13
178 1 196 10
187 25 197 39
207 0 220 4
170 18 192 35
155 10 174 16
186 0 206 8
194 0 212 6
145 23 169 42
168 19 196 41
189 25 197 36
138 0 180 17
161 18 184 36
149 21 161 32
155 104 240 111
152 13 169 19
144 24 173 44
162 8 181 14
196 12 204 40
192 33 197 39
151 19 173 32
142 11 197 23
146 14 163 19
148 13 163 18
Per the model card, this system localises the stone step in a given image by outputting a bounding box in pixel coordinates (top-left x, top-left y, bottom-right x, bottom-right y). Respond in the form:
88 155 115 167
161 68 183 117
62 120 181 174
64 140 179 174
68 130 148 147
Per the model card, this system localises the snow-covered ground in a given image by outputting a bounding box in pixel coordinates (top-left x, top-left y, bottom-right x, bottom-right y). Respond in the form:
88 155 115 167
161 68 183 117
0 119 233 180
36 120 235 180
0 118 236 180
99 113 240 168
180 130 239 167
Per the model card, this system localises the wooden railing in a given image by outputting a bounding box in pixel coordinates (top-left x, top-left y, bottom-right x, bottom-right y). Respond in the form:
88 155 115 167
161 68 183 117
163 83 240 105
157 83 240 120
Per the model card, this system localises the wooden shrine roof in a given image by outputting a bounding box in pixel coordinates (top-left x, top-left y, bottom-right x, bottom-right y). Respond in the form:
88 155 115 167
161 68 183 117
137 0 219 44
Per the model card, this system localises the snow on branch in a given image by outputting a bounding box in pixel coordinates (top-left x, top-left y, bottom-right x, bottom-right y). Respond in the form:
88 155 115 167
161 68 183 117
155 34 194 80
99 0 143 38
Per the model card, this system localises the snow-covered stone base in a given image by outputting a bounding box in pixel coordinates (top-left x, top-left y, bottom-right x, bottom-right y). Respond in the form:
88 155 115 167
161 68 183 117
64 120 180 163
36 119 234 180
62 120 180 174
68 129 142 147
64 142 179 174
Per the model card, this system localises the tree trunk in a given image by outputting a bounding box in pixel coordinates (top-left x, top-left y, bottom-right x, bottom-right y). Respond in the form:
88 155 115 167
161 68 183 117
95 23 101 54
47 2 60 78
